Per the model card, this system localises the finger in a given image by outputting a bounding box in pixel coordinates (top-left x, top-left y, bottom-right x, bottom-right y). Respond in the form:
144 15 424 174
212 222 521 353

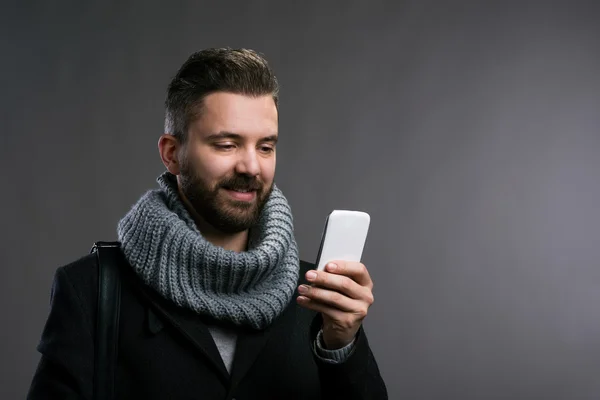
325 260 373 289
304 270 365 300
297 284 366 313
296 295 348 320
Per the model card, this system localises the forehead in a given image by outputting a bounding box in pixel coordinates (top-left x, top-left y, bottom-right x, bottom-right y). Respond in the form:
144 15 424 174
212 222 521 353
191 92 278 138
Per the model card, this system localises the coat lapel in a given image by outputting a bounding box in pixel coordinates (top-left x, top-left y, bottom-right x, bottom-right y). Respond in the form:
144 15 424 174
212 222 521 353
125 267 230 383
147 299 230 381
229 261 312 386
228 323 274 386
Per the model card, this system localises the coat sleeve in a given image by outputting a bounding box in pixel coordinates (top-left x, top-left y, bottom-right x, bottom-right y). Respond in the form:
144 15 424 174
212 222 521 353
27 266 95 400
310 314 388 400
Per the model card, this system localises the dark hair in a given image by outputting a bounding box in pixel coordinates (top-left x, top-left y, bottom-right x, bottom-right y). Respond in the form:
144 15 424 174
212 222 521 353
164 48 279 143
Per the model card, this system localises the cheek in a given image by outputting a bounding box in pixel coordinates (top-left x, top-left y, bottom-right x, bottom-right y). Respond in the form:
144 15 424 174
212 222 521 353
261 157 276 183
187 150 231 183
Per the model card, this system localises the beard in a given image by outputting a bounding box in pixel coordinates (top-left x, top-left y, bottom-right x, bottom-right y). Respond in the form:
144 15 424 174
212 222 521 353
179 159 273 235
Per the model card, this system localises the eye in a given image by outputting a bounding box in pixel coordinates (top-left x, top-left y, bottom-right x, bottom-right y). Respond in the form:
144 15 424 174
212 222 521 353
259 145 275 154
215 143 236 151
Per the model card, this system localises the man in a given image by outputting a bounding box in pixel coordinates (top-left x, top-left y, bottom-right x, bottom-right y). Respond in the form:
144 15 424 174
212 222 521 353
27 48 387 399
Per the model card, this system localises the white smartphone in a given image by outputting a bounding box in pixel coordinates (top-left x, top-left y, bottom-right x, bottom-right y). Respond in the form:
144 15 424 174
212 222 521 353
314 210 371 271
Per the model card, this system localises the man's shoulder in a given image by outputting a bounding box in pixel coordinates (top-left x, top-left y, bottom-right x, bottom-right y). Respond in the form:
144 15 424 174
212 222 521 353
54 251 100 297
60 252 98 275
59 242 125 281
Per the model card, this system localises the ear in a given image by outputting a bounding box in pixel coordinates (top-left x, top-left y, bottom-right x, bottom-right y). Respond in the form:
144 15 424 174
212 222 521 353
158 134 182 175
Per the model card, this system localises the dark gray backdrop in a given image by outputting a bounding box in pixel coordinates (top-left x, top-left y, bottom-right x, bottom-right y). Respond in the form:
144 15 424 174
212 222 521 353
2 1 600 399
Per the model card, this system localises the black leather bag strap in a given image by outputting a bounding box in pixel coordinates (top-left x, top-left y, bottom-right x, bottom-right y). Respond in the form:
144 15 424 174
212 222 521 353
90 241 122 400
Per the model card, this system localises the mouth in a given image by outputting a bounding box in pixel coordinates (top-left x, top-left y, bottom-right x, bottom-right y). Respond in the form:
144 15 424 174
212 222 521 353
222 187 258 201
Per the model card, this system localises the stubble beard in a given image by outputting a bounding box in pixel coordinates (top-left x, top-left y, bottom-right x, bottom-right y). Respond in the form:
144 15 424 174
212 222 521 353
179 158 273 234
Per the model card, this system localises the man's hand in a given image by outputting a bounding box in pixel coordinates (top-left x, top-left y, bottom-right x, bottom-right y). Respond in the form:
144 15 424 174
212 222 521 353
296 260 374 349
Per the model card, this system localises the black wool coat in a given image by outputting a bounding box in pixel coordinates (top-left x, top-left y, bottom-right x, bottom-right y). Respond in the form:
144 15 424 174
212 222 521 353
27 249 388 400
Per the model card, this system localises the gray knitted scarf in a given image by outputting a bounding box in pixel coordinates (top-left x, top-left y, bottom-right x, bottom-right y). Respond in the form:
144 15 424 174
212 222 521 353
117 172 299 330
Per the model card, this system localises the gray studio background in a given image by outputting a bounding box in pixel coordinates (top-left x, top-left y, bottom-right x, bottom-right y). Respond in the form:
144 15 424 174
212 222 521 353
2 1 600 399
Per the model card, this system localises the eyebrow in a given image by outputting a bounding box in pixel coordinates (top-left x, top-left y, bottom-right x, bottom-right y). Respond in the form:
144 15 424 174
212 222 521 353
205 131 278 144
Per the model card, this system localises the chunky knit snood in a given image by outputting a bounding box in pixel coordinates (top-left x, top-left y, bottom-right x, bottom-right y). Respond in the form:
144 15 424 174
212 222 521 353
117 172 299 330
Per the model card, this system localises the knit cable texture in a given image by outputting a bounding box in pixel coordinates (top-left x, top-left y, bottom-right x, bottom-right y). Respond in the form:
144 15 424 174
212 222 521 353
117 172 299 330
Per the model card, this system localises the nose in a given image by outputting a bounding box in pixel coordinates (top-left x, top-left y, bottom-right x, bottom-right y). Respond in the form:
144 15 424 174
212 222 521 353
235 148 261 177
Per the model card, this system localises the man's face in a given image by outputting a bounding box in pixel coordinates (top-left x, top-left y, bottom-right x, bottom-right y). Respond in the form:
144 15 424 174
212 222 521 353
178 92 278 234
